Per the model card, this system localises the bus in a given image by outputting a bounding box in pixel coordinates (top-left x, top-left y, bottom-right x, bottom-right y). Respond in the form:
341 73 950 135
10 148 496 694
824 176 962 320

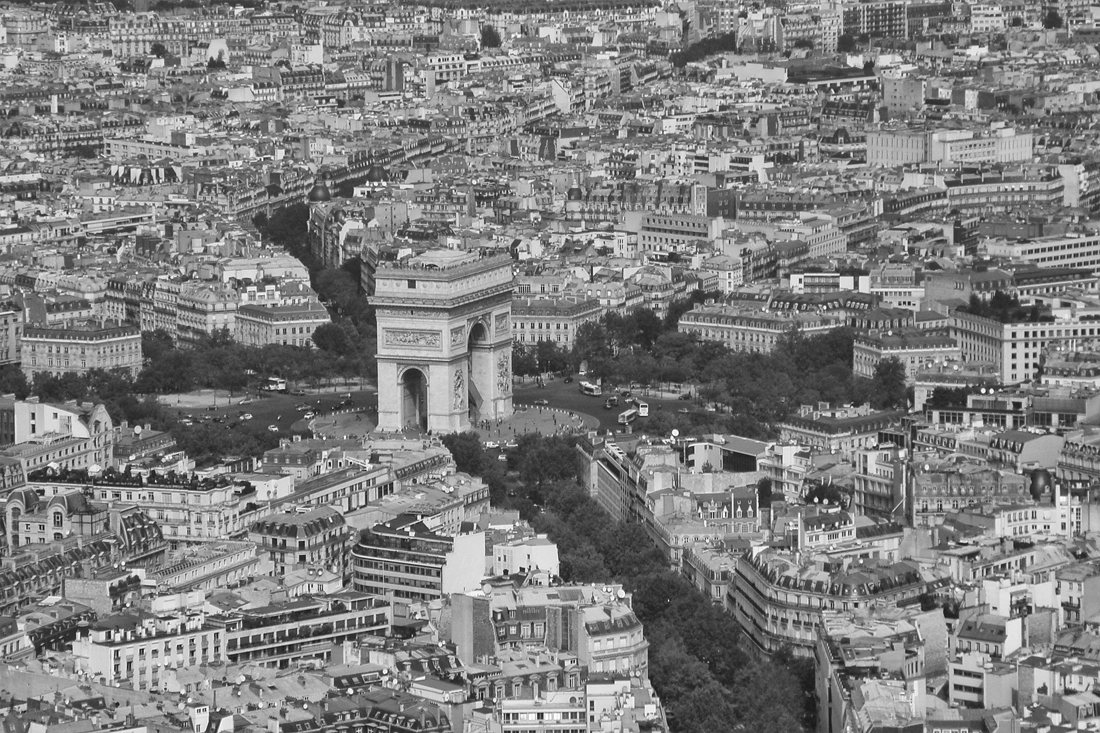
618 408 638 425
263 377 287 392
637 402 649 417
579 381 602 396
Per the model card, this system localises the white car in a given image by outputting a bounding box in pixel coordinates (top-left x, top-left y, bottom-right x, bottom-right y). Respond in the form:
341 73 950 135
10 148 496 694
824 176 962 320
241 413 253 420
304 411 315 419
267 425 279 433
484 441 500 449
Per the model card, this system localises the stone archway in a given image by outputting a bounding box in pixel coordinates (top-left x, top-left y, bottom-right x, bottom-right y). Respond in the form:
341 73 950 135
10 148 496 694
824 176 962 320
467 321 493 424
400 367 428 432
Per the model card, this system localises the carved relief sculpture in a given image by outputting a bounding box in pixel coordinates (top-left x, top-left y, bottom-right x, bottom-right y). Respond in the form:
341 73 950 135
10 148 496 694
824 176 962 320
453 368 465 411
497 353 511 396
451 326 465 347
495 312 509 336
385 330 441 347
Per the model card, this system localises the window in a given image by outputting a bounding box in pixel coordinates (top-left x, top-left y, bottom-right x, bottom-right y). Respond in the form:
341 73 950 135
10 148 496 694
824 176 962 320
52 512 63 528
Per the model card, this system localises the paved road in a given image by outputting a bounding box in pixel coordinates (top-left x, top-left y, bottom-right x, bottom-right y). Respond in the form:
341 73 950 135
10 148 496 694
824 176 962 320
513 378 690 432
165 388 376 436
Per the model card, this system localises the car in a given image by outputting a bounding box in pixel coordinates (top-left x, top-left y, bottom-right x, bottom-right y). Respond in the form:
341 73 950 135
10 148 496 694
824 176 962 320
206 406 217 411
296 404 309 411
303 412 315 419
620 390 631 397
241 413 253 420
484 441 500 449
678 408 689 414
290 389 307 397
533 399 549 406
498 454 508 462
213 416 222 423
238 398 253 405
267 425 279 432
679 393 692 400
564 376 573 383
179 419 193 426
505 439 518 448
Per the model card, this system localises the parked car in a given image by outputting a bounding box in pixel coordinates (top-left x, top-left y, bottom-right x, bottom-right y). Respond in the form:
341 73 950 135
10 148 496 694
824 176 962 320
564 376 573 383
303 411 315 419
267 424 279 432
290 389 307 397
533 399 549 406
241 413 253 420
679 393 692 400
484 441 500 449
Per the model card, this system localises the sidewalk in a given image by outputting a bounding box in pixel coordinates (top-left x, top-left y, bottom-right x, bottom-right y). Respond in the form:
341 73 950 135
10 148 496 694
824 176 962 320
469 404 598 443
318 403 598 442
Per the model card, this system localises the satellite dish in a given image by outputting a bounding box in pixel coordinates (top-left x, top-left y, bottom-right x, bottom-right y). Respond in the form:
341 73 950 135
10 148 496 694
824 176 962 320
671 429 680 438
133 425 143 436
616 589 626 599
980 387 987 394
481 583 492 594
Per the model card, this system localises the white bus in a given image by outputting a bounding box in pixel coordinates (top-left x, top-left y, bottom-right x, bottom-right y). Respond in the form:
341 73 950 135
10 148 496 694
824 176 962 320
579 381 602 396
637 402 649 417
263 377 287 392
618 408 638 425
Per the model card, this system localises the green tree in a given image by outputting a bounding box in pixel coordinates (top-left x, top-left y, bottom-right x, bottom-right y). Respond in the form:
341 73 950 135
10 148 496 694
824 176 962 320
441 432 486 475
312 321 355 356
480 24 502 48
869 356 908 410
207 51 227 69
757 476 773 506
150 42 168 58
512 345 539 377
1043 8 1063 27
837 33 858 53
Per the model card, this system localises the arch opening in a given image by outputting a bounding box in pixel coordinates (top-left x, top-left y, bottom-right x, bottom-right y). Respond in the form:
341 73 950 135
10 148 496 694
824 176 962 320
400 368 428 432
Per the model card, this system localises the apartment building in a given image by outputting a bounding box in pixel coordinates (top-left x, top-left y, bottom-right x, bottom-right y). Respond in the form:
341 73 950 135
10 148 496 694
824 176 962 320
852 332 961 383
867 125 1033 166
511 297 601 349
350 516 485 602
852 444 906 518
731 549 949 655
249 507 349 579
679 304 846 354
983 232 1100 273
235 301 331 348
950 310 1100 384
21 320 141 380
910 462 1030 527
0 398 115 476
778 404 904 461
31 471 255 545
221 592 390 668
451 583 649 677
72 604 225 690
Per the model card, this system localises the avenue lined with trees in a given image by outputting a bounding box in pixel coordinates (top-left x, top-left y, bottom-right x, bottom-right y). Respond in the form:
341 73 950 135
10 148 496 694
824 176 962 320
440 431 816 733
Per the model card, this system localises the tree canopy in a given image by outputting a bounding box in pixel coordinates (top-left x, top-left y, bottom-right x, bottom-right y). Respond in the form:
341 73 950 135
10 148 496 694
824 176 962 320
480 24 502 48
442 433 817 732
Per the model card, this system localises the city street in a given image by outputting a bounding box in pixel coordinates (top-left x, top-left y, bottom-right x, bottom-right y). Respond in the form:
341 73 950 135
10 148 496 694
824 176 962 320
513 377 691 432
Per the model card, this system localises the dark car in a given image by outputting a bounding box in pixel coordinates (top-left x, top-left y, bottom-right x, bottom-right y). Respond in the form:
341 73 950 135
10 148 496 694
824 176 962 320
679 393 692 400
564 376 573 383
